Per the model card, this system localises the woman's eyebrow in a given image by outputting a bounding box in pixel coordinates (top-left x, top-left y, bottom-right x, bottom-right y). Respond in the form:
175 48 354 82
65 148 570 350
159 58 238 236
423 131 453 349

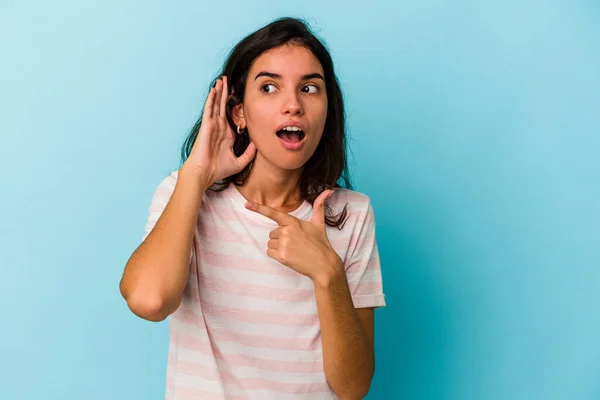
254 71 325 81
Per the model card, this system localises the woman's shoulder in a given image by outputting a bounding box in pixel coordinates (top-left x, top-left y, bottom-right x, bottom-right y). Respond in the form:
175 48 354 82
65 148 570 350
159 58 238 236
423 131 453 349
154 169 179 187
329 187 373 213
148 170 179 200
330 186 371 204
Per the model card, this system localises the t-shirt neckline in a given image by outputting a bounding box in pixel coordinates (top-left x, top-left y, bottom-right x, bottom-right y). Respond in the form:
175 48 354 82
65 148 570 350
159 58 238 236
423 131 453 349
225 183 313 225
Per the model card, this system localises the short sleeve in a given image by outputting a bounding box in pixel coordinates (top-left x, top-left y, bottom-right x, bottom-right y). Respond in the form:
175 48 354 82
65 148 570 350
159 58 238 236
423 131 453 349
345 200 386 309
142 171 194 263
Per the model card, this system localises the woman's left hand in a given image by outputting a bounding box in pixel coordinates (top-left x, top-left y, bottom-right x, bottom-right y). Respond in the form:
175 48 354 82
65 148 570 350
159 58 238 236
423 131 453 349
245 190 344 283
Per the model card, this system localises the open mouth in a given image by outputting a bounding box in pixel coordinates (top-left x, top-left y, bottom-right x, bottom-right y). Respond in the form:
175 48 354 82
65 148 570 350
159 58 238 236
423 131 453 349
276 129 306 143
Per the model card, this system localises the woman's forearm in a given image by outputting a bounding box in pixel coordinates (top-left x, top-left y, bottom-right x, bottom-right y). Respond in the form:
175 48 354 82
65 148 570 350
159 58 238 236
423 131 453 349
313 265 375 399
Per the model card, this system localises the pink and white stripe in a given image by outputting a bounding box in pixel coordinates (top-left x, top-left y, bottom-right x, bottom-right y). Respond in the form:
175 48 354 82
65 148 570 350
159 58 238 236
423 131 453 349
143 171 386 399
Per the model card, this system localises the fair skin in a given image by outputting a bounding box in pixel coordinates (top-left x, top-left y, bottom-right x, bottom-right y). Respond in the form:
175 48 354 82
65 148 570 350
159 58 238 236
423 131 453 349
232 43 327 212
121 43 376 399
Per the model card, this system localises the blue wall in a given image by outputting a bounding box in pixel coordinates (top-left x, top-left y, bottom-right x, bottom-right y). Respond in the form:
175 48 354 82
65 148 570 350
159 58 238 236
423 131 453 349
1 1 598 399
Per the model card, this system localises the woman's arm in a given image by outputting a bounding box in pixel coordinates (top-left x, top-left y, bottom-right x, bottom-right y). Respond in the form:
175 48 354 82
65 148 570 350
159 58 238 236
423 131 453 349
120 76 256 322
313 266 375 400
119 165 208 322
243 192 379 398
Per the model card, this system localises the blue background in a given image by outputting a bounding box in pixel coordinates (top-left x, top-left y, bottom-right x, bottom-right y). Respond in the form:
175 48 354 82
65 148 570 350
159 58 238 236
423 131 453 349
1 1 599 399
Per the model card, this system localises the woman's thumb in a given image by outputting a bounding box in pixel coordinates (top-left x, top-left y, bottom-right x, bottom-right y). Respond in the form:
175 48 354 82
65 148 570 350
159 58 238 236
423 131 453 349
237 142 257 167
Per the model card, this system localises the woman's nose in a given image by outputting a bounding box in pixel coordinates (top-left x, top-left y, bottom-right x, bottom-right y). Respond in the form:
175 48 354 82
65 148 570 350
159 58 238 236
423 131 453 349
281 92 304 116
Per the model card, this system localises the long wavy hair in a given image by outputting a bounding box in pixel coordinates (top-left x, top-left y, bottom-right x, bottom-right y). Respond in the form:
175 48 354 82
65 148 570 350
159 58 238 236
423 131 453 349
180 17 352 229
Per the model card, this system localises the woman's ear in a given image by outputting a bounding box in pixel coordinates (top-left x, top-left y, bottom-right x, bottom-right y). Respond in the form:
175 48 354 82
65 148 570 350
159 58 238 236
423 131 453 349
232 104 245 127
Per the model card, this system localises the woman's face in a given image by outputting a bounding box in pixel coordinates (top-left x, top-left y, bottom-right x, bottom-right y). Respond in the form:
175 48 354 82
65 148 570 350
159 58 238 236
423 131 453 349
234 43 328 171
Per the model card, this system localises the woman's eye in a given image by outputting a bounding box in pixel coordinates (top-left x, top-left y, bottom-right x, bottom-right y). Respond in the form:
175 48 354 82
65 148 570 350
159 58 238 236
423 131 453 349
261 84 276 93
302 84 319 94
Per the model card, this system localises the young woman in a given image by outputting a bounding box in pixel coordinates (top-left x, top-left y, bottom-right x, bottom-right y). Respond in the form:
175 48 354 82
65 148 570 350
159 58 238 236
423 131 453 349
120 17 386 400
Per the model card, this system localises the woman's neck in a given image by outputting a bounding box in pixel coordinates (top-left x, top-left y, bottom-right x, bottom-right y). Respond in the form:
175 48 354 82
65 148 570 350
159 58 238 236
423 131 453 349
236 157 305 213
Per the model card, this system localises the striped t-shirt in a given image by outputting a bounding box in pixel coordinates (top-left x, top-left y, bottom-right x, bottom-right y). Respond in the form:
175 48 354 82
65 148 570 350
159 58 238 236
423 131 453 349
142 170 386 400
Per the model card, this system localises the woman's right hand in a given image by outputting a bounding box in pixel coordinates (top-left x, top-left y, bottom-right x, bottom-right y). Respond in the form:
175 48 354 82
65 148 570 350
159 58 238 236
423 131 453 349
183 76 257 187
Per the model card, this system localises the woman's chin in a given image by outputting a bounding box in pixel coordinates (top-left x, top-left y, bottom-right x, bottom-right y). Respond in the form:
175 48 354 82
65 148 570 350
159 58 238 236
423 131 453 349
268 156 307 171
251 145 313 172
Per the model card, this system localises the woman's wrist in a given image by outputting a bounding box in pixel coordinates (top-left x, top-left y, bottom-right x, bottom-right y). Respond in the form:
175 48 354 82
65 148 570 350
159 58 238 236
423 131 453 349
180 162 213 190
